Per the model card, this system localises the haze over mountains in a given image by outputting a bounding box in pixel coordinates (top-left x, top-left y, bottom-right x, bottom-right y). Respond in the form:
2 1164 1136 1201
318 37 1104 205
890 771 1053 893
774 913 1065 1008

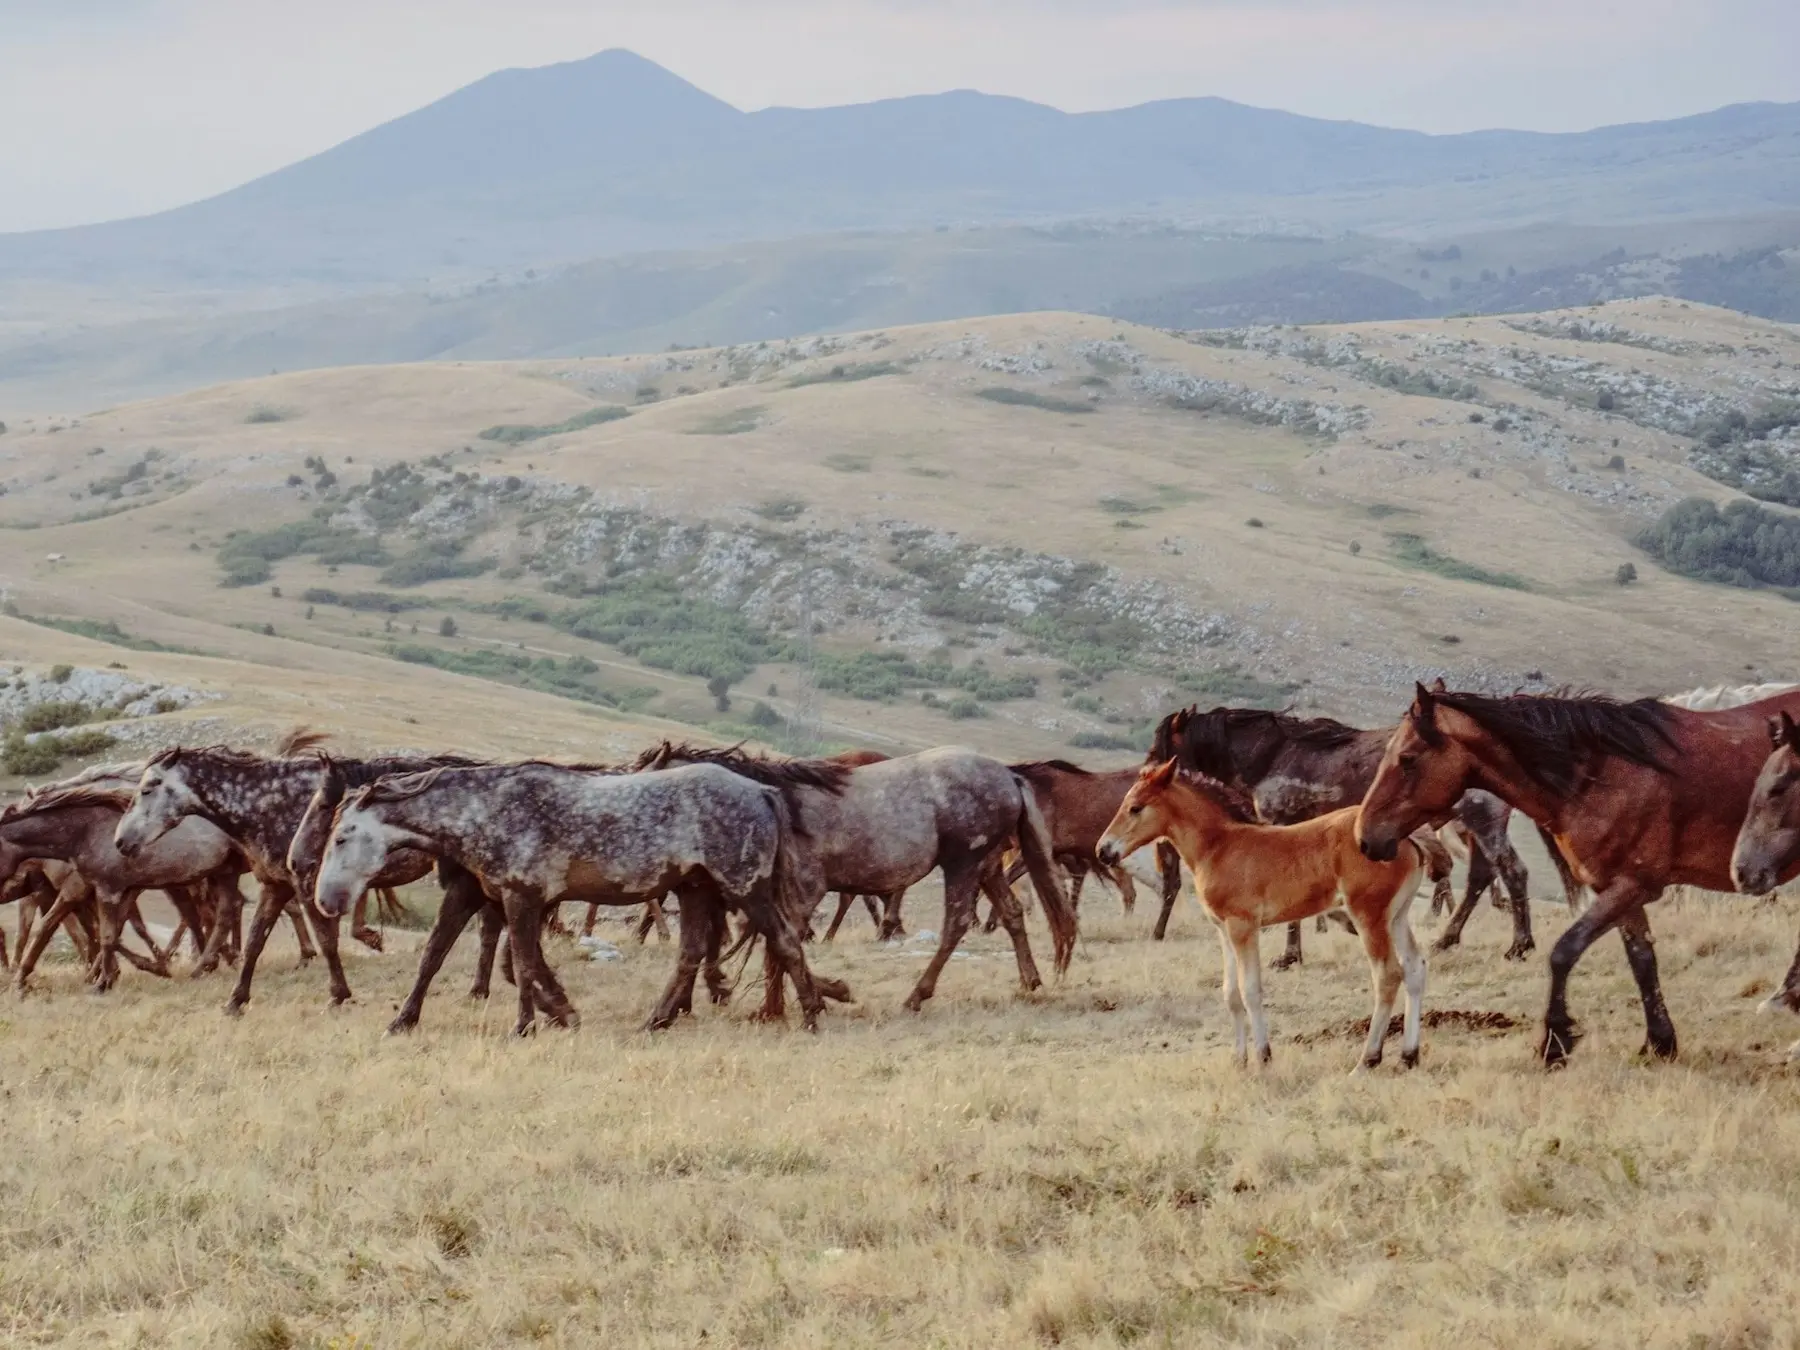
7 48 1800 286
3 49 1799 412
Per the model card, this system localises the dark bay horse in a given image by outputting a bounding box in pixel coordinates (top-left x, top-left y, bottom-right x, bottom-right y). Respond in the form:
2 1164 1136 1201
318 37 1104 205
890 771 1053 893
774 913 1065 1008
1149 705 1549 964
1730 710 1800 1053
1357 683 1800 1066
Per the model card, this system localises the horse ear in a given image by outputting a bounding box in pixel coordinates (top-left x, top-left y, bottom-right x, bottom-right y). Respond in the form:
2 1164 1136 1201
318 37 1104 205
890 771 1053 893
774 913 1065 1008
1429 676 1448 694
1413 681 1437 712
1147 758 1178 787
1780 710 1799 748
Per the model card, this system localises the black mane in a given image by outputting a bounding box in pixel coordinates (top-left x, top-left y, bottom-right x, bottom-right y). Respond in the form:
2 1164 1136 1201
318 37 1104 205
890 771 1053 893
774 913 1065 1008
1426 689 1678 793
628 741 851 795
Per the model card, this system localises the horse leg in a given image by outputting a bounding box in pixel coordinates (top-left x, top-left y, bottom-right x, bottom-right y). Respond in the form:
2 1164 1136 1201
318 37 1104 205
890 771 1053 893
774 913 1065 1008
1233 921 1271 1066
877 890 906 942
226 883 293 1016
984 866 1042 994
306 904 354 1007
1617 908 1676 1061
502 891 577 1034
285 901 317 966
123 895 170 973
1110 861 1136 915
1352 896 1405 1074
822 893 856 942
1539 878 1658 1067
1217 925 1248 1064
471 900 503 999
1271 922 1303 971
390 871 487 1034
1433 846 1494 954
193 877 239 977
650 897 672 943
756 885 834 1033
350 889 384 953
583 901 601 940
1152 840 1181 941
645 888 716 1030
1488 834 1536 962
701 905 731 1006
903 858 980 1013
15 888 81 994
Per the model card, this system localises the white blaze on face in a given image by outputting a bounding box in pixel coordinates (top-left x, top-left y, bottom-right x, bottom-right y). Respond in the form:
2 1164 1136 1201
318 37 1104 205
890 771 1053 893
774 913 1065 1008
316 807 405 917
115 763 198 855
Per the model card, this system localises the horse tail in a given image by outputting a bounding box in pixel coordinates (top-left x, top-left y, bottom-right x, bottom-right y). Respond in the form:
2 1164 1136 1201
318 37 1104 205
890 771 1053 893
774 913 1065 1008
375 887 412 925
1012 775 1077 974
764 788 812 941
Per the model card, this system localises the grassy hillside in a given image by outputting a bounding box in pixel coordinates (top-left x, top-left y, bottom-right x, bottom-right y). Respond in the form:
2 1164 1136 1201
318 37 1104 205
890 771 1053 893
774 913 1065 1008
0 299 1795 767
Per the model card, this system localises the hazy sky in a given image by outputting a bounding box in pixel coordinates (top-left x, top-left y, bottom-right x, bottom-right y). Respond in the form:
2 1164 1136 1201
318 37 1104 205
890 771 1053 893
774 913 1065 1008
5 0 1796 233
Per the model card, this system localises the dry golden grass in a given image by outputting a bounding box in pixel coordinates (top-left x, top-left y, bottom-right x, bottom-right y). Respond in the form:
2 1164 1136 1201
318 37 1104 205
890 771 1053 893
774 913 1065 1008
4 886 1798 1348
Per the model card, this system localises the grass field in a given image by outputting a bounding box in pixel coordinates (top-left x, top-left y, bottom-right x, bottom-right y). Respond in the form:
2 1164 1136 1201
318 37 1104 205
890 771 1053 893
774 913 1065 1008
4 883 1798 1348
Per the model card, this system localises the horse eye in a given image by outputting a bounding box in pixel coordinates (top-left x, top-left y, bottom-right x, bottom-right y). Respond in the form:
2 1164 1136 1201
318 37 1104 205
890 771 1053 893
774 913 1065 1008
1129 804 1144 816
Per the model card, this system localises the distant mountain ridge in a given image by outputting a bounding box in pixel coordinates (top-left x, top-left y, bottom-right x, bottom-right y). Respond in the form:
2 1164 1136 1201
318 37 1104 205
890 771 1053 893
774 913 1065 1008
5 49 1799 286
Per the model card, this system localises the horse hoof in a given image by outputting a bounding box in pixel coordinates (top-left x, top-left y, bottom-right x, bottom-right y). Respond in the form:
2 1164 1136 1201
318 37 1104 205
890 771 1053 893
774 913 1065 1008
1759 989 1800 1017
1400 1048 1421 1070
1431 935 1460 955
1503 941 1535 962
384 1018 417 1036
223 1001 246 1018
1270 955 1301 972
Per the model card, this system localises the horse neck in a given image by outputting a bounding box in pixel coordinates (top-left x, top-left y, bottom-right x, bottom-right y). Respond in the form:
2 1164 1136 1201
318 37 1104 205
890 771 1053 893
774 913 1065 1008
374 771 499 863
192 758 312 865
0 806 104 862
1266 730 1387 800
1454 731 1566 831
1155 784 1242 876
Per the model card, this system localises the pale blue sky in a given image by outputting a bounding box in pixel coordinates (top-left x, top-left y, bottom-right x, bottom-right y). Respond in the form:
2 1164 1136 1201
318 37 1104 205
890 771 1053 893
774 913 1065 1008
4 0 1796 232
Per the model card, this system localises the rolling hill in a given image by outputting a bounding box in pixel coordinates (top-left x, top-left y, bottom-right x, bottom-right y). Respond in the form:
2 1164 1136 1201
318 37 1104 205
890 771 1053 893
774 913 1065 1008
0 298 1795 787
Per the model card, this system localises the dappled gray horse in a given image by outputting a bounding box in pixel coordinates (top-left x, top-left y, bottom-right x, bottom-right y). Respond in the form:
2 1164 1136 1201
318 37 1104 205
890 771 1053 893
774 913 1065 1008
287 753 566 1035
113 738 444 1013
312 759 849 1034
630 742 1076 1015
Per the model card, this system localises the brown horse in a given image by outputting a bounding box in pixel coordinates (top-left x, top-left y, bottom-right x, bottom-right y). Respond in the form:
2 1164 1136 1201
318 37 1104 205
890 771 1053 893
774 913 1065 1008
1357 683 1800 1066
1730 710 1800 1049
1099 760 1428 1071
1005 761 1144 914
1149 704 1559 964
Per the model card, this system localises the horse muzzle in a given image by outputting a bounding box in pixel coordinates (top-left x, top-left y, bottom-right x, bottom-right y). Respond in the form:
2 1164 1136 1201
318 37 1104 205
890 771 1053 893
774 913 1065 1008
1096 841 1122 868
1357 832 1399 863
314 882 355 919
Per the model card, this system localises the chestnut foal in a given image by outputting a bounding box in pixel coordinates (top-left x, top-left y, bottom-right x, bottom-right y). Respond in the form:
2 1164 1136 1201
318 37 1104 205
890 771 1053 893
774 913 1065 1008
1099 760 1428 1073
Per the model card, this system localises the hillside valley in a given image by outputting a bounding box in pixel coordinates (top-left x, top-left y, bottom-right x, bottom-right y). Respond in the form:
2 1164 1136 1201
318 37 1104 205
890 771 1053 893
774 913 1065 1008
0 298 1794 783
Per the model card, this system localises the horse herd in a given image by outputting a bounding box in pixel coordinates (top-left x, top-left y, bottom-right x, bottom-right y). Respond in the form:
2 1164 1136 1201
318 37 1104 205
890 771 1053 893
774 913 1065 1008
1 677 1799 1074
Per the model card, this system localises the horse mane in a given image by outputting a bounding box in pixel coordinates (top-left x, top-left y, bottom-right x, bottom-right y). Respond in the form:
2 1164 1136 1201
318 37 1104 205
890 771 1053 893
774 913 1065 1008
348 758 618 809
277 726 332 756
1425 689 1679 792
1170 768 1260 823
0 781 134 821
628 741 851 794
328 751 491 788
1011 759 1092 781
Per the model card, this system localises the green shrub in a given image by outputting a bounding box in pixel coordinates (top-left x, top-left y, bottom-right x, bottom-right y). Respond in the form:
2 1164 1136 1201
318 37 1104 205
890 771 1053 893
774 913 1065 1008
1635 497 1800 592
945 697 986 720
754 496 807 522
16 701 94 733
688 406 765 436
244 405 292 425
48 664 73 684
1 727 115 776
787 361 904 389
551 576 782 685
1069 730 1141 752
477 406 630 444
1388 533 1530 590
216 520 389 587
976 387 1094 415
379 550 496 587
6 613 191 653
